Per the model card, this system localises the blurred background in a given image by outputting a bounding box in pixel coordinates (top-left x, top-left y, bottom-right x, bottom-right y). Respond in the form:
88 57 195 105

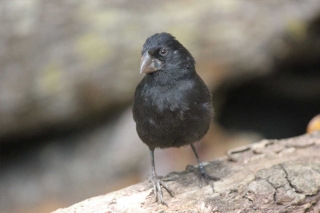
1 1 320 212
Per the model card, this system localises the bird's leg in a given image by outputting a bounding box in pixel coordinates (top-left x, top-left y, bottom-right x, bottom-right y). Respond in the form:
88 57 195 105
187 143 220 190
149 149 174 206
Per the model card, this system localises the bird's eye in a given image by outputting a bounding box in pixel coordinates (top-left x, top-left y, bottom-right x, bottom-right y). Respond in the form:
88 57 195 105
159 48 167 56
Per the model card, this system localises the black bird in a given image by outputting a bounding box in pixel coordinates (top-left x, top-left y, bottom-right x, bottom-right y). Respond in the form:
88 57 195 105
133 32 219 205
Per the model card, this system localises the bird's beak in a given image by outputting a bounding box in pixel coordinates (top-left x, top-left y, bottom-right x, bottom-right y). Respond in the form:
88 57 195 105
140 51 162 74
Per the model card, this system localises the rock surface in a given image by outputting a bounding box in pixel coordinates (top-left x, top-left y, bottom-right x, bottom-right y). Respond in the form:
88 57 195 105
1 0 320 141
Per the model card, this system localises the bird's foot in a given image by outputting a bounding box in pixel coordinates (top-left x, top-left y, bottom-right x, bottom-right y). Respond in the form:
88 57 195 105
186 164 220 190
149 175 174 206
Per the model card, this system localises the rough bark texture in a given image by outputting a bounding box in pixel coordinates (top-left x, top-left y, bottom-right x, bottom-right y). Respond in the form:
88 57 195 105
53 132 320 213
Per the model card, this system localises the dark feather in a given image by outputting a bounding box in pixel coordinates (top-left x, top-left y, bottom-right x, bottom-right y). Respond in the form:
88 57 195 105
133 32 213 149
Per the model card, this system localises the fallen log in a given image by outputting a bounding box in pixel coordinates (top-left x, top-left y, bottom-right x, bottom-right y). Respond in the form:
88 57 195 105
53 132 320 213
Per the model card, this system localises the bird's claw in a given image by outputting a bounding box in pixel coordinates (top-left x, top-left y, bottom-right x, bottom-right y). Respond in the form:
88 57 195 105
149 175 174 206
186 164 220 190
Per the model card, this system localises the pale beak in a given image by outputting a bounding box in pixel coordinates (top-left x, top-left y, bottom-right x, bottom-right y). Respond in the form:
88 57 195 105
140 51 163 74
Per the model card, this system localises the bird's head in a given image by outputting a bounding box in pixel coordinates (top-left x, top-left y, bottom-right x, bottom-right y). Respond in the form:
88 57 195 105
140 32 195 76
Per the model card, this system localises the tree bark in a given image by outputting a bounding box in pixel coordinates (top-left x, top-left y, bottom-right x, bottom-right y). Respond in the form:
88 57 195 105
53 132 320 213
